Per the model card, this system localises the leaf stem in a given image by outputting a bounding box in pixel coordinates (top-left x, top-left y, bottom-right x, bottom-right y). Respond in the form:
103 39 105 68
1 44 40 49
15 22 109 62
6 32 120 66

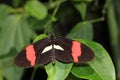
83 17 105 24
89 17 105 23
44 0 63 34
30 67 38 80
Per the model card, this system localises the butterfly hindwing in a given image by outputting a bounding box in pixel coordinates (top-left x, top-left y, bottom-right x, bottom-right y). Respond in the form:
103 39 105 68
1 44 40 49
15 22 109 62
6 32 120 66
14 38 51 68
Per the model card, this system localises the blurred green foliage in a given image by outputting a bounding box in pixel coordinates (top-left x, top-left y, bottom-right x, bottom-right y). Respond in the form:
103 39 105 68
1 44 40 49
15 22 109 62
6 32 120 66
0 0 118 80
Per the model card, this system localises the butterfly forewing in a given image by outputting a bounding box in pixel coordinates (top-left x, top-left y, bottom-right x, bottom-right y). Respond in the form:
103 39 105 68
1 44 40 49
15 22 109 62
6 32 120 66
76 42 94 63
54 37 94 63
14 49 32 67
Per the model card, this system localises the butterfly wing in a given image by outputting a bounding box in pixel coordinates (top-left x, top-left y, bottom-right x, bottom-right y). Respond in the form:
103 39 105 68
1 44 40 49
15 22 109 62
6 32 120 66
55 37 94 63
54 37 74 63
14 38 51 68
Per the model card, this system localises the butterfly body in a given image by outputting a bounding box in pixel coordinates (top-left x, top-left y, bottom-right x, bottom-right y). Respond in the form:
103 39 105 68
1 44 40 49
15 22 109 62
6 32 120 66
14 33 94 68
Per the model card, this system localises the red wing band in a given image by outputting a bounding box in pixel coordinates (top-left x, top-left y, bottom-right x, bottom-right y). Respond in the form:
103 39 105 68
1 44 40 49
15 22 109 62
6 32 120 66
26 44 36 66
72 41 81 62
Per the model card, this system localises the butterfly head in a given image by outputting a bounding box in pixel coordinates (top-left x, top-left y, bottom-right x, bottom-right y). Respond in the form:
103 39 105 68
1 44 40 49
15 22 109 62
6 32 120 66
49 32 55 39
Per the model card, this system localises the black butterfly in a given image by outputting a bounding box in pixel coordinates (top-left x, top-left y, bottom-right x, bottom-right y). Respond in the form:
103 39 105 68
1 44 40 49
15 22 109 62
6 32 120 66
14 33 94 68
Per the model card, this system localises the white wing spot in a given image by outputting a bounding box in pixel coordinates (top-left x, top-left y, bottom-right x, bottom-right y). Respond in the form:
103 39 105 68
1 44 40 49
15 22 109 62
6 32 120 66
54 45 64 51
41 45 64 54
41 45 52 54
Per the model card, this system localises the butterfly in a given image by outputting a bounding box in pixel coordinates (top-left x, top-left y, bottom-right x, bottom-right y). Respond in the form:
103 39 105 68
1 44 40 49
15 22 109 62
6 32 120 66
14 32 94 68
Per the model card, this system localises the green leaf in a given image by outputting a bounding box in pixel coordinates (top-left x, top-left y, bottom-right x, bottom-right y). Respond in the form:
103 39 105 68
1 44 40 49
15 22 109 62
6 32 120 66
25 0 48 20
0 4 11 27
74 2 87 20
33 34 47 42
107 0 120 79
0 70 3 80
65 73 82 80
0 49 17 69
29 15 51 31
66 22 93 40
45 61 73 80
71 39 116 80
0 45 23 80
3 66 23 80
0 53 23 80
0 14 32 55
0 76 3 80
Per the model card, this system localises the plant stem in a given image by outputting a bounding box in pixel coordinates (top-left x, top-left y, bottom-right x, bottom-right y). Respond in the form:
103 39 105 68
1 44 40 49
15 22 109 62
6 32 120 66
30 67 38 80
44 0 63 34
